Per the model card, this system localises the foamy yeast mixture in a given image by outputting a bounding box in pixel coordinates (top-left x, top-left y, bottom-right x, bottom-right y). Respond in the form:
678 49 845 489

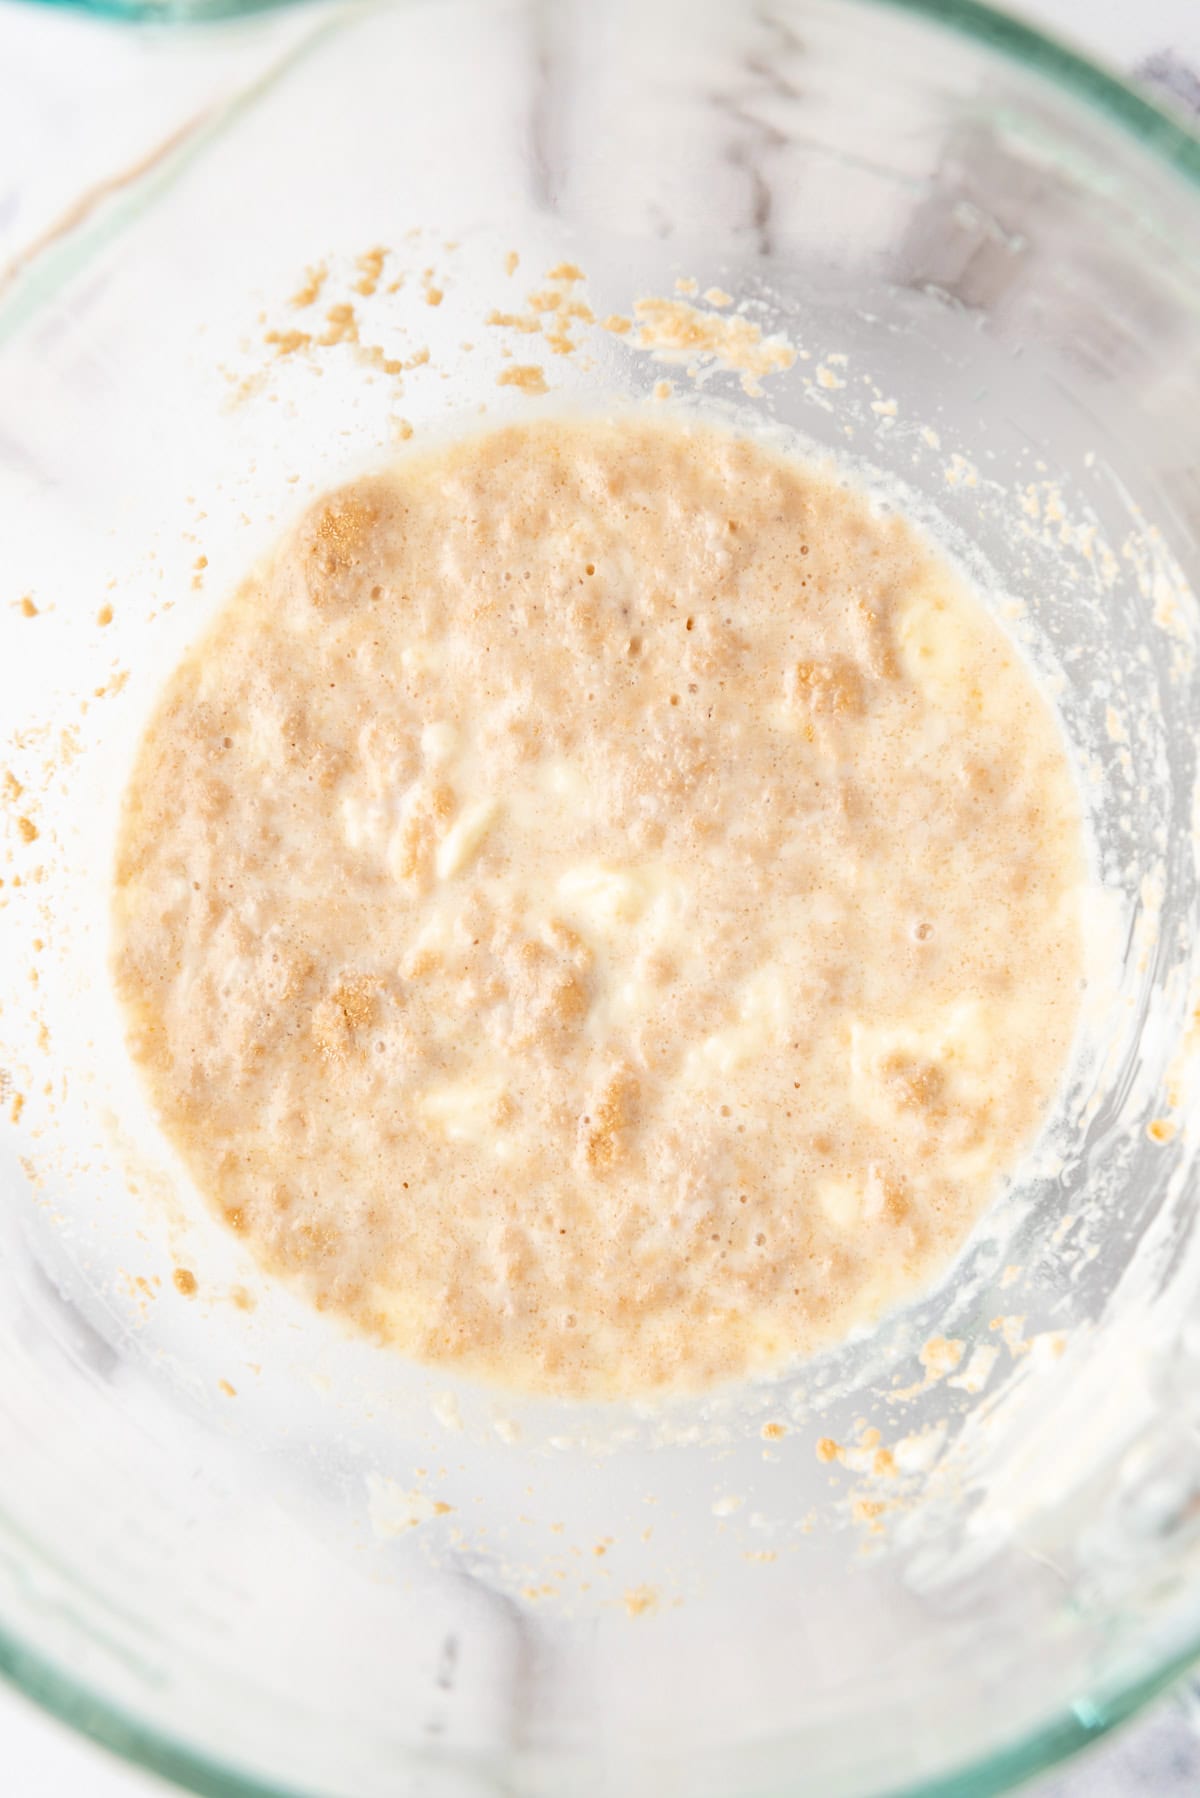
113 416 1084 1397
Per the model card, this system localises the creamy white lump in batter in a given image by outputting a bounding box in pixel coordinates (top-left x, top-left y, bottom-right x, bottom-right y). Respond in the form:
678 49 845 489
112 415 1084 1397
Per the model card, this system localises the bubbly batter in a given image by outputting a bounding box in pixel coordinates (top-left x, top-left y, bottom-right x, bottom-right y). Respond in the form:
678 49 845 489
112 415 1084 1397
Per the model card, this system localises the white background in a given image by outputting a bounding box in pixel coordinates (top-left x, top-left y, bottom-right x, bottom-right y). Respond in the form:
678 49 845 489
1 0 1199 1791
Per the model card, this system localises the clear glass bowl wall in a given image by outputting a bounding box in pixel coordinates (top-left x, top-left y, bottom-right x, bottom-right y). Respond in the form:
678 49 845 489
0 2 1198 1796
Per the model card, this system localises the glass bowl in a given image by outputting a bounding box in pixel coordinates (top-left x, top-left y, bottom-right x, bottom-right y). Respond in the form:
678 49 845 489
1 2 1198 1794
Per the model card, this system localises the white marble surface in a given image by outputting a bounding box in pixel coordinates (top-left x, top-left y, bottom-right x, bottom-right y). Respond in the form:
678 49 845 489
0 0 1198 1792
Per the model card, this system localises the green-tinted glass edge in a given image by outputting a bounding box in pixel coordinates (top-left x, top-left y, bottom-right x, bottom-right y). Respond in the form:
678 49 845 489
4 1585 1200 1798
0 1619 312 1798
887 0 1200 181
28 0 314 21
2 0 1200 1793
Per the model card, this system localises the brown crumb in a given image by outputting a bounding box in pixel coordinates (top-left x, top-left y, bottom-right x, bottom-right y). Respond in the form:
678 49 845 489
873 1448 898 1479
886 1055 947 1119
9 1093 24 1125
359 343 406 378
291 262 329 309
17 817 38 844
584 1067 639 1170
1147 1117 1176 1144
504 250 520 276
424 286 444 307
546 261 585 283
630 295 795 389
311 977 379 1058
265 328 312 358
920 1335 964 1378
3 771 22 802
19 596 38 618
354 248 387 297
485 309 541 334
603 315 632 335
173 1267 198 1296
816 1437 842 1464
761 1421 787 1441
218 1380 237 1397
852 1498 886 1523
793 657 864 717
623 1584 657 1617
497 364 548 396
97 603 113 627
308 492 380 584
320 303 359 348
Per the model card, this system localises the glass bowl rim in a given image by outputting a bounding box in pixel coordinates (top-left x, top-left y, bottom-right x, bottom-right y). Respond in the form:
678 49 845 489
2 0 1199 1794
